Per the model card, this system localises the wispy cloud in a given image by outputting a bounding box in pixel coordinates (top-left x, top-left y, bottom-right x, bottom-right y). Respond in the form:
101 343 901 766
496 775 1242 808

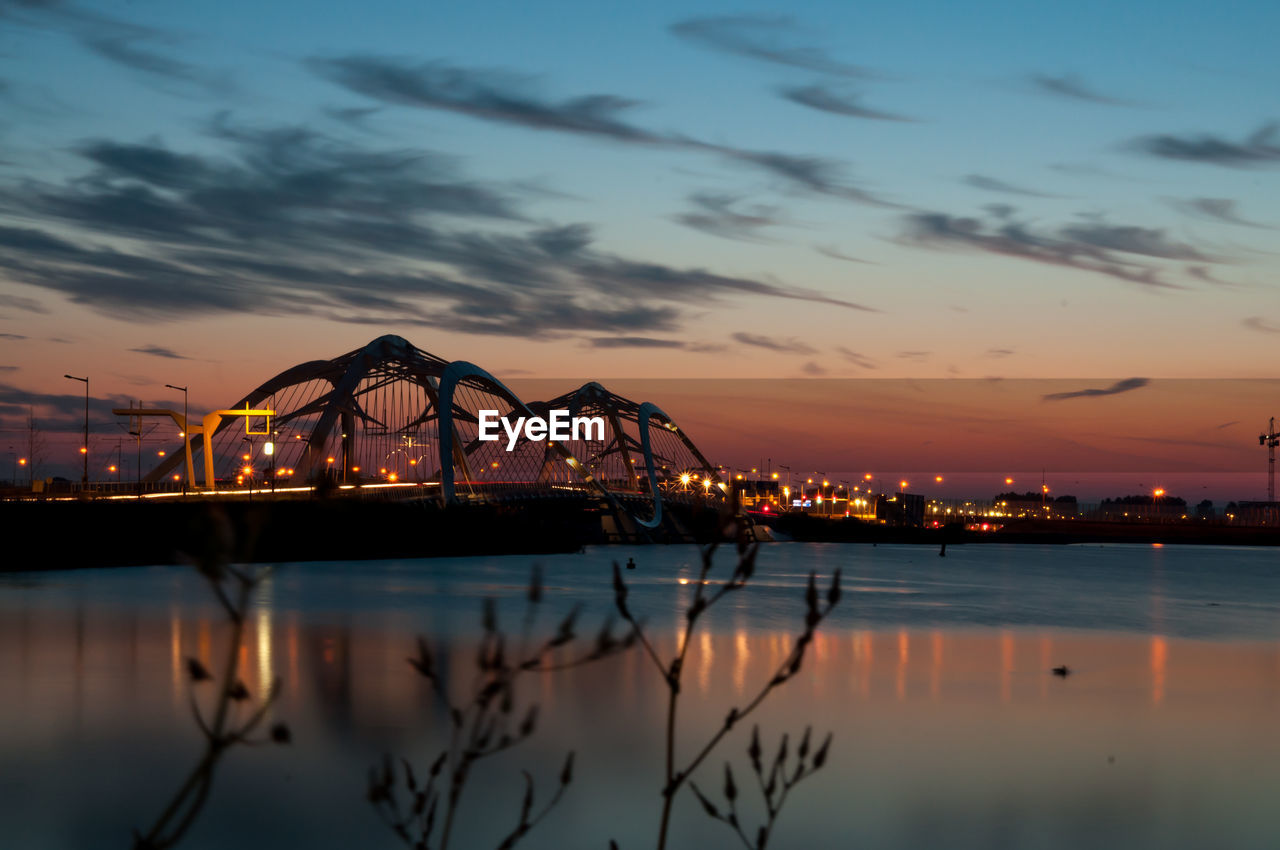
309 55 893 207
1030 73 1134 106
1185 265 1243 288
962 174 1061 198
0 332 28 340
898 208 1212 289
896 350 931 361
1042 377 1149 401
0 119 872 338
673 193 783 241
1 0 229 96
129 344 190 360
0 293 47 313
1243 316 1280 334
800 361 827 376
670 16 876 78
815 244 875 264
836 347 877 369
309 57 664 144
780 85 912 121
985 348 1015 358
585 336 687 349
1167 197 1271 228
732 333 817 354
1131 123 1280 167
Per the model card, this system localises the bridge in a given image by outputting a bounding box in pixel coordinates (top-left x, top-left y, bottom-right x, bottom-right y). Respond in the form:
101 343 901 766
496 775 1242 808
141 335 727 532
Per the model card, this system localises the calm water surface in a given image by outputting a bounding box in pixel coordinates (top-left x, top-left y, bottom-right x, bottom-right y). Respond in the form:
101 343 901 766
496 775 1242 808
2 542 1279 849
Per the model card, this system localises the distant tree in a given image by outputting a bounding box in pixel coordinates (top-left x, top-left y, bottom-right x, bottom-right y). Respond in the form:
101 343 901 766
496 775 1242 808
1053 494 1077 503
1101 494 1187 507
993 491 1045 502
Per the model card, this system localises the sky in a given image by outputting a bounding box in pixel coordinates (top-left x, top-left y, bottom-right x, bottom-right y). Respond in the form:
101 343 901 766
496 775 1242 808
1 0 1278 486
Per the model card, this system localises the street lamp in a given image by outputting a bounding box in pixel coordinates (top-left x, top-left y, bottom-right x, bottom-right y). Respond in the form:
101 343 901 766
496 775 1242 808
64 374 88 487
165 384 188 494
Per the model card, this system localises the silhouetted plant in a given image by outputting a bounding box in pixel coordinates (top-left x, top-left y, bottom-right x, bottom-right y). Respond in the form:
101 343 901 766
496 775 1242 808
610 527 841 850
369 565 636 850
688 724 833 849
133 511 289 849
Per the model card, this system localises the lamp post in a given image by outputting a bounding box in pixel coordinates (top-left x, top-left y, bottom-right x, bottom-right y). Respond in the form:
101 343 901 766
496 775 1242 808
165 384 188 495
64 374 88 488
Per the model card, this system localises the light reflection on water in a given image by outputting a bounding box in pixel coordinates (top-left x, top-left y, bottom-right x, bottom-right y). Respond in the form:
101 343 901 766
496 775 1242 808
2 543 1280 849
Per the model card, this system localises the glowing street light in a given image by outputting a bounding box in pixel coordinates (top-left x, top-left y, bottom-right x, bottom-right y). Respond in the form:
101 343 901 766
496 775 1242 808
64 374 89 486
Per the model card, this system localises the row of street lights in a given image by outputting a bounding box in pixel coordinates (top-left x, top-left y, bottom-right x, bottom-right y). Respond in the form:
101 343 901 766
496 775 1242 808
58 374 195 491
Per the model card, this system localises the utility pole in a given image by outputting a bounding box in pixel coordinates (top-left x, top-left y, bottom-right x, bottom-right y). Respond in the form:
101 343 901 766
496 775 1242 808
64 374 88 488
1262 417 1279 503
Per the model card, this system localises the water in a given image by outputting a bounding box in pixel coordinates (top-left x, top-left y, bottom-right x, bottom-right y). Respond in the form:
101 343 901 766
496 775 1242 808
2 543 1279 849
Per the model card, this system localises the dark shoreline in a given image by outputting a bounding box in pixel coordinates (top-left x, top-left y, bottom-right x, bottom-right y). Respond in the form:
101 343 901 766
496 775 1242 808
4 499 1278 572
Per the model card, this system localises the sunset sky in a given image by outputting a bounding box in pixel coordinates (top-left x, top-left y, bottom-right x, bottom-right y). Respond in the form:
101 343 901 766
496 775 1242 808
1 0 1278 485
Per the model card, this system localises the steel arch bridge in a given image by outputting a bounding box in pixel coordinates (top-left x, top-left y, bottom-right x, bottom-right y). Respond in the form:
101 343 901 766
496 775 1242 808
145 335 726 523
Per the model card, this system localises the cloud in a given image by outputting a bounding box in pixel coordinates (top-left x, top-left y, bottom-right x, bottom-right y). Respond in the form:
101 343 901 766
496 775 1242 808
310 57 664 144
896 350 931 361
1131 123 1280 167
0 365 16 372
310 55 892 206
0 381 136 433
1216 420 1239 430
1048 162 1139 181
1056 222 1211 261
1167 197 1270 228
717 148 895 206
323 105 382 129
1030 74 1133 106
780 85 912 121
898 209 1199 289
0 332 28 340
0 0 228 96
732 333 817 354
585 336 687 349
815 245 874 264
0 293 47 313
670 16 876 77
835 347 876 369
1042 377 1149 401
1243 316 1280 334
800 361 827 376
0 120 873 336
672 193 783 241
82 35 229 95
1185 265 1243 288
985 348 1015 358
962 174 1061 198
129 344 190 360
